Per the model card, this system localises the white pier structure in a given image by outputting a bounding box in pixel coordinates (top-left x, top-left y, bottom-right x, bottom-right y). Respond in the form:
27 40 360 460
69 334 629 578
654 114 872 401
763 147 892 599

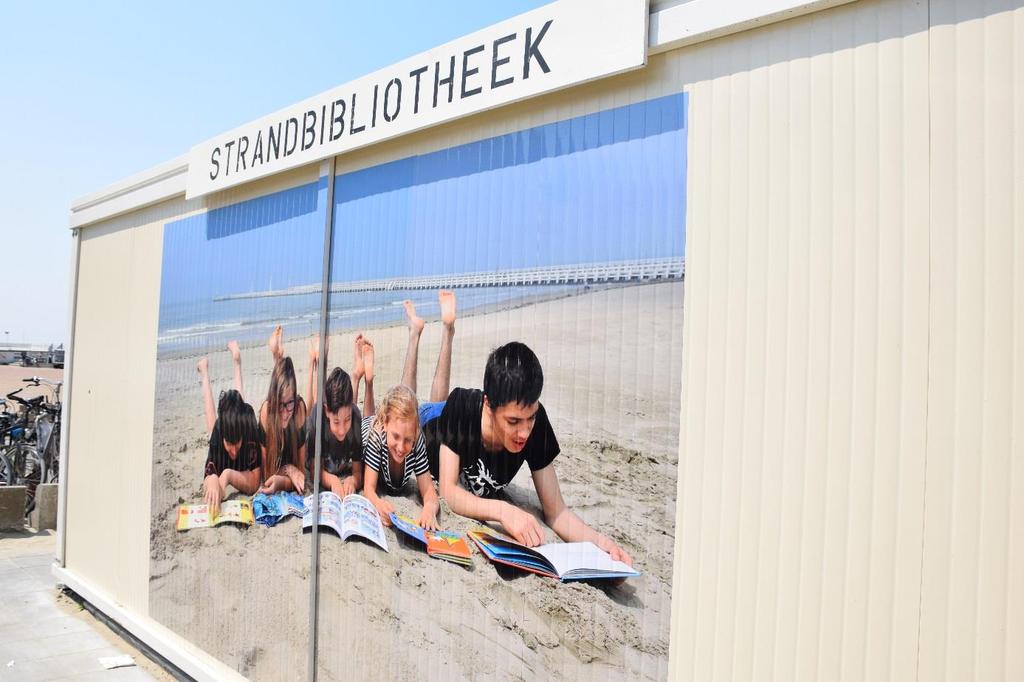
214 257 685 302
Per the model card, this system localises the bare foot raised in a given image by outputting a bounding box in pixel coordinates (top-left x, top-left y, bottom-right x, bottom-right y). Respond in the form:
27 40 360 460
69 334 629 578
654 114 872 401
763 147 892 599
439 290 457 330
362 338 375 383
268 325 284 361
404 300 425 336
196 356 209 377
308 335 320 364
227 340 241 364
352 333 365 379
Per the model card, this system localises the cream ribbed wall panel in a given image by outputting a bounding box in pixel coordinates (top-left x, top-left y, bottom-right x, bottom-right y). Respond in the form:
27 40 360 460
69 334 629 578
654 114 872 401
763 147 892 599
669 1 932 679
921 2 1024 681
68 203 177 614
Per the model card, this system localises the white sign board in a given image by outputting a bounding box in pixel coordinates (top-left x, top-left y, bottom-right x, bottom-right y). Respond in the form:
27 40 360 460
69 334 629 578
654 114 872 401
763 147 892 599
185 0 648 199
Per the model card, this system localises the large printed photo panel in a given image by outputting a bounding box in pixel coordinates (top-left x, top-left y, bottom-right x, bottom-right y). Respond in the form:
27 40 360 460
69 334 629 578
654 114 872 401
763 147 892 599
149 174 329 678
312 93 688 680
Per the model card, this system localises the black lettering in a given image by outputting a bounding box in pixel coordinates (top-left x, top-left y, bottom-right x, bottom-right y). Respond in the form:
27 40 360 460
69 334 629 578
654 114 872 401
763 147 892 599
252 131 264 165
319 104 326 145
237 136 249 172
523 19 552 79
383 78 402 122
284 117 299 156
268 122 282 160
461 44 484 98
302 110 317 150
409 65 428 114
491 33 516 88
349 92 365 134
209 147 221 180
371 84 379 128
433 55 456 108
330 99 346 140
223 140 235 176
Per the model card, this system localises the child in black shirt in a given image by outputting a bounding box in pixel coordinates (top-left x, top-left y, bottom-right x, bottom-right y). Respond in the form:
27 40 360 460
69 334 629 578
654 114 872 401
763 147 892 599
196 346 261 515
424 342 632 564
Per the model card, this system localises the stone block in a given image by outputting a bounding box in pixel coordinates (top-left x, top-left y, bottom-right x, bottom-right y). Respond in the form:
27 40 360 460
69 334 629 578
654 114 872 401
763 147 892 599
0 486 26 530
29 483 58 530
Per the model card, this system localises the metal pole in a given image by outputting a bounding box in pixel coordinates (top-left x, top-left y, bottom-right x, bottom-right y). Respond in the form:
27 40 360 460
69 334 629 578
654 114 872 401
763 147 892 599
56 226 82 567
307 158 336 681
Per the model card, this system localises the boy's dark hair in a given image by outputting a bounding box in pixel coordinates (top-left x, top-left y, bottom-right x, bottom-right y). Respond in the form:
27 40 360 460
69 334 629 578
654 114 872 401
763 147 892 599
483 342 544 409
217 390 258 444
324 367 354 412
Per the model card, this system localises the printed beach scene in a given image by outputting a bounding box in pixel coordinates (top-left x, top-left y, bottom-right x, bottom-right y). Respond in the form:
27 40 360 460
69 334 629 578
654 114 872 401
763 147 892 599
149 93 687 680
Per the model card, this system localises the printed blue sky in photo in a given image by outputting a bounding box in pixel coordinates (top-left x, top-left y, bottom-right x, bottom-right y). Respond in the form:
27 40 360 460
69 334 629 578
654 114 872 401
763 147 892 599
156 93 687 342
331 93 687 282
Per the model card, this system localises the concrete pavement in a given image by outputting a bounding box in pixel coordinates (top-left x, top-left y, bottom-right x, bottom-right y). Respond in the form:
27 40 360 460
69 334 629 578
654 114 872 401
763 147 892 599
0 530 173 681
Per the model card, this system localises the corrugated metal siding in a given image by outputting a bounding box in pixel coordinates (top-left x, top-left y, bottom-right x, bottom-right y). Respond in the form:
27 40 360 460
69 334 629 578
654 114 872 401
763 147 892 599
921 2 1024 681
670 0 933 679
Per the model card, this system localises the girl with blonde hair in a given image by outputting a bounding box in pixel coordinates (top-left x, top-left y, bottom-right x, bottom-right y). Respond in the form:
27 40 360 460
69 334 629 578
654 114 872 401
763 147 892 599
361 384 439 529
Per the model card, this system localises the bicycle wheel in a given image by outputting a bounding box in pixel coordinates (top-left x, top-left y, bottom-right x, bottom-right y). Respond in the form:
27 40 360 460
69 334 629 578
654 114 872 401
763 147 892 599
6 443 43 514
0 451 13 485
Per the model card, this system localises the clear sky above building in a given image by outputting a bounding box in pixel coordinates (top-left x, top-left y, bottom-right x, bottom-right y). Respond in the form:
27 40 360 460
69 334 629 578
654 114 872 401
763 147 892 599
0 0 550 344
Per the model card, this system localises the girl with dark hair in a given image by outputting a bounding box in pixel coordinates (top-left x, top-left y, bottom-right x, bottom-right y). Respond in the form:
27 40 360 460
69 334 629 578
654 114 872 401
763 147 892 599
195 344 262 515
258 352 308 494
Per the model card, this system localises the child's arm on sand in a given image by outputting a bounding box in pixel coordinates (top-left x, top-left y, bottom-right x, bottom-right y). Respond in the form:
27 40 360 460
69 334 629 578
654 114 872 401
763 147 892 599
361 467 394 526
437 445 545 546
532 464 633 565
415 473 439 530
221 468 260 496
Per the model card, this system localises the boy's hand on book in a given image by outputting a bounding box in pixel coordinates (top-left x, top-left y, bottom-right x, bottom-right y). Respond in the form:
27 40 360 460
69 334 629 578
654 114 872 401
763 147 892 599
595 534 633 566
373 498 395 526
337 475 357 497
500 505 545 547
203 474 223 517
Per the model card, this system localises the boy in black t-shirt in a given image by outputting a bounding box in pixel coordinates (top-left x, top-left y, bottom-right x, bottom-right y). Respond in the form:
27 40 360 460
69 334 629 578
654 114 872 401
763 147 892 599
304 355 364 497
424 342 632 565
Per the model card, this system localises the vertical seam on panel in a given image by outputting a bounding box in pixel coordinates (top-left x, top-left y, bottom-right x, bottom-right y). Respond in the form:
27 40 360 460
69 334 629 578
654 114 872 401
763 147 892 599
915 1 934 681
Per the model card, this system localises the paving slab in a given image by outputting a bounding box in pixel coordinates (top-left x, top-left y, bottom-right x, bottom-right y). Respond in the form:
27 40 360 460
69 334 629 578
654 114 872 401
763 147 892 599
0 530 174 681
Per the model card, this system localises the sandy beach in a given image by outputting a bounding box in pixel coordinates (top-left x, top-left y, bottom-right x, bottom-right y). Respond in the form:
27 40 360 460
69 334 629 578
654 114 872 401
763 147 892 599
149 280 683 680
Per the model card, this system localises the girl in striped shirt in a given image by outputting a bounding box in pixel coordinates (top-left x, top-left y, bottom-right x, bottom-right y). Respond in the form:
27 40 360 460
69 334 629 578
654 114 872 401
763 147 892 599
361 385 440 530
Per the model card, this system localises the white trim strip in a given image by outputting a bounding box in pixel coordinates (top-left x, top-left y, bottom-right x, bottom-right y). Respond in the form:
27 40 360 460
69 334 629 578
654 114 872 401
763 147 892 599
52 565 247 682
648 0 857 54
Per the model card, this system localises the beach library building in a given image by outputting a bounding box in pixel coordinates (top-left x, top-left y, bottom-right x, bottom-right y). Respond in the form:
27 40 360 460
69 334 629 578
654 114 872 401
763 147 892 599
58 0 1022 680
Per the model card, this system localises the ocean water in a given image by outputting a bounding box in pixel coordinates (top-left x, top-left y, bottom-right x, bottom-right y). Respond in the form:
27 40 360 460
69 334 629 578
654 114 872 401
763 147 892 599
156 284 585 356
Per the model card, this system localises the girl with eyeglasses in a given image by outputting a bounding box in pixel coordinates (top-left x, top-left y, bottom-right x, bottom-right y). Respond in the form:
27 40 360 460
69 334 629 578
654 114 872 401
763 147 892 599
257 332 309 494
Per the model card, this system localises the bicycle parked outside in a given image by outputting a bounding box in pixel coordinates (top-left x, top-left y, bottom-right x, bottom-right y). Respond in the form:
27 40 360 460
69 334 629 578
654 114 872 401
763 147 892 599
1 376 63 513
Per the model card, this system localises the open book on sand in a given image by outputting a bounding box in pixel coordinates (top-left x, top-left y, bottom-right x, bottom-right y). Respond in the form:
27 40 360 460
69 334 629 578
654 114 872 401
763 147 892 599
389 513 473 567
468 526 639 581
303 492 388 552
176 500 254 531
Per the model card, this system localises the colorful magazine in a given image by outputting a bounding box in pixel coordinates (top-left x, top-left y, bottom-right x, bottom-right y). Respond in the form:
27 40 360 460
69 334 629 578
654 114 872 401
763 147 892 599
389 513 473 567
176 500 254 531
253 491 305 527
303 492 388 552
468 526 639 581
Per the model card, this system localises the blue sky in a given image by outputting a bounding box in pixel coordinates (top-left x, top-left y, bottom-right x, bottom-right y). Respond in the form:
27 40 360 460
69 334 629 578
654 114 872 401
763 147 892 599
0 0 550 343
